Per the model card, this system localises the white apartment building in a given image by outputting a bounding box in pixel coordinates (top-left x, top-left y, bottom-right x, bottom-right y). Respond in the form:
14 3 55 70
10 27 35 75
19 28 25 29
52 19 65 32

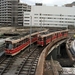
23 4 75 27
0 0 31 26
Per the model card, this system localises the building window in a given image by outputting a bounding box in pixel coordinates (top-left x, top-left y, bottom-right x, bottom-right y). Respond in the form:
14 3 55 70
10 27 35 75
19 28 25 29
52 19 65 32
34 14 38 15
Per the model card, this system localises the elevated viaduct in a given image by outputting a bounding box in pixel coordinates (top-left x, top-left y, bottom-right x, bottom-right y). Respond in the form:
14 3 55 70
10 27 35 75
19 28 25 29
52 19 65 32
35 34 68 75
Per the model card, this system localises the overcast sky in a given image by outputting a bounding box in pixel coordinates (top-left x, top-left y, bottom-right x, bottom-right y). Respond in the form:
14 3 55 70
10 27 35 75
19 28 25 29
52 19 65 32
20 0 75 6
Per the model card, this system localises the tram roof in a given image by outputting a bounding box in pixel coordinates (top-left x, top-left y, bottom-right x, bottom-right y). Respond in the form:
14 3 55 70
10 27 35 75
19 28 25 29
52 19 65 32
5 29 48 44
39 29 68 38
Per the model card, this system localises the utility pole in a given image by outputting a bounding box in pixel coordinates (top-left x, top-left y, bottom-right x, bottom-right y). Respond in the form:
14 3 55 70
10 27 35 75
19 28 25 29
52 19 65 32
40 13 42 31
43 17 45 29
29 16 32 51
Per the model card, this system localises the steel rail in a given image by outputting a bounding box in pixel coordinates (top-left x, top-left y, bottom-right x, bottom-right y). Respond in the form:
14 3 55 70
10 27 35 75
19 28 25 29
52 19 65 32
0 56 7 64
16 47 38 75
0 53 20 75
27 54 39 75
0 56 12 75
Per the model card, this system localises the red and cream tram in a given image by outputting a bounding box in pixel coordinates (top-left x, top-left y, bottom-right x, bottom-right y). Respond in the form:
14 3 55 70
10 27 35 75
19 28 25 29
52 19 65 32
37 29 68 46
5 30 48 56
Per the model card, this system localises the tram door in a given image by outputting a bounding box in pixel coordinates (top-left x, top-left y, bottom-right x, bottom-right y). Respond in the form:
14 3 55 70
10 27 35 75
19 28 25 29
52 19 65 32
44 37 46 45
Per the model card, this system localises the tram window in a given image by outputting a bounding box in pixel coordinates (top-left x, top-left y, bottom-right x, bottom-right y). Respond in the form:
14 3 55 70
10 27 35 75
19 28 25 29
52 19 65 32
21 40 23 44
24 39 26 42
55 34 57 37
16 44 18 47
23 39 26 43
5 42 13 49
31 36 34 38
46 36 50 39
16 42 20 47
25 38 27 42
9 44 13 49
5 43 9 48
13 44 16 48
62 32 64 35
24 38 28 42
23 39 25 42
32 35 36 37
38 38 42 41
23 40 24 43
27 38 29 41
18 42 20 46
19 41 21 45
20 41 21 44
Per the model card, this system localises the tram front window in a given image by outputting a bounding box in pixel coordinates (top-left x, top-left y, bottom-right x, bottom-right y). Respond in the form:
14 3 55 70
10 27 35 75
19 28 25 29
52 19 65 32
5 43 9 48
5 43 13 50
9 44 13 49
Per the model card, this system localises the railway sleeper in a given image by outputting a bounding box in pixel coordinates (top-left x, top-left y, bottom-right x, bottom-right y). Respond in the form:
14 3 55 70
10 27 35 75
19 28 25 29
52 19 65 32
0 68 4 70
17 74 26 75
3 70 8 73
30 68 35 71
0 70 4 73
22 68 30 71
27 58 35 61
31 66 36 69
15 72 27 75
20 62 31 66
17 65 30 70
16 66 30 72
2 61 10 63
23 66 31 68
20 71 28 74
0 64 7 66
0 67 11 73
31 65 37 70
16 70 29 74
28 57 35 59
33 61 38 64
3 60 10 64
22 60 32 63
32 64 37 66
25 61 33 64
20 63 31 66
30 71 35 75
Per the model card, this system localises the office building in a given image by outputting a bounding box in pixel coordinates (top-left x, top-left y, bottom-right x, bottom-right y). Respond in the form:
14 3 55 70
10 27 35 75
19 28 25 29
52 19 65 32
23 4 75 27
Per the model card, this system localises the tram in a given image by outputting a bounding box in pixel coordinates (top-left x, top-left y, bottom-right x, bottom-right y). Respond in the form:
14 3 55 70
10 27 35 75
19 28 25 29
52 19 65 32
5 30 48 56
37 29 68 46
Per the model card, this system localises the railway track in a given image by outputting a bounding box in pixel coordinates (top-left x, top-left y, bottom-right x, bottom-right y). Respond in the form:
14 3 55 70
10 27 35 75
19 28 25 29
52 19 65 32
15 46 44 75
0 55 7 65
0 52 27 75
0 44 45 75
0 56 14 75
0 53 26 75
